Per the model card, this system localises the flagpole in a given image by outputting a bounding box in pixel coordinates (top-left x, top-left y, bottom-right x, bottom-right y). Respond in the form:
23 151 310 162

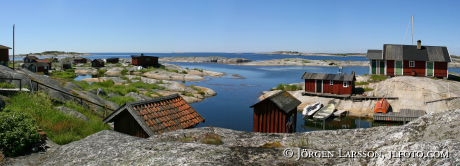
13 24 15 69
411 16 414 45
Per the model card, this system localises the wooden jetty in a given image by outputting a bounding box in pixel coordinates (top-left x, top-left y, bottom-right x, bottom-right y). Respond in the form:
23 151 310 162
373 109 426 122
302 92 398 101
302 92 350 99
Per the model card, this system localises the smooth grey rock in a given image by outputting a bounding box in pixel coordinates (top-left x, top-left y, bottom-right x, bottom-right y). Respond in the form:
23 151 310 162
27 109 460 165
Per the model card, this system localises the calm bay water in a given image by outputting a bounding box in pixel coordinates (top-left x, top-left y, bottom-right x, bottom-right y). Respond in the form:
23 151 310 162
78 53 459 132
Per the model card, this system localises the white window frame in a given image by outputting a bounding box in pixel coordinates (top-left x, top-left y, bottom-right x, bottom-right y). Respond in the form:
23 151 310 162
329 80 333 85
343 81 349 88
409 61 415 67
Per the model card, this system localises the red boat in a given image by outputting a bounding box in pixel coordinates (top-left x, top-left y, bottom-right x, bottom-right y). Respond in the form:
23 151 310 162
374 98 390 114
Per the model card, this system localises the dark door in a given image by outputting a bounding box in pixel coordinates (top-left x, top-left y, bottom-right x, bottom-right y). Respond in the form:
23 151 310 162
316 80 323 93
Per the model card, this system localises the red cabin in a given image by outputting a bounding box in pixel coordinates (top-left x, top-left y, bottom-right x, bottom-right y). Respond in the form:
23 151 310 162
0 45 11 66
251 90 300 133
367 40 451 78
302 72 356 95
131 53 159 67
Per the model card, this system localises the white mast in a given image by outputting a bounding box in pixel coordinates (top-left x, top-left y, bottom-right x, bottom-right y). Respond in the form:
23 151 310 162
411 16 414 45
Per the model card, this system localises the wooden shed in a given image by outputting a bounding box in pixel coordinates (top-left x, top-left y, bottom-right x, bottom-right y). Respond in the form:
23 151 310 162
302 72 356 95
106 57 119 64
22 55 52 73
91 59 105 67
131 53 159 67
367 40 451 78
0 45 11 66
103 94 205 138
73 57 88 64
250 90 301 133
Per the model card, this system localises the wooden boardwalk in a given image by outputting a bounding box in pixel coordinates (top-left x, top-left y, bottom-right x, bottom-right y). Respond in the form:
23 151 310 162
301 92 398 101
302 92 350 99
373 109 426 122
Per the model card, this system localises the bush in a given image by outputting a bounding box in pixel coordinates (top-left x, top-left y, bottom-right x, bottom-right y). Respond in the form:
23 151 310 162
274 83 302 91
0 111 41 157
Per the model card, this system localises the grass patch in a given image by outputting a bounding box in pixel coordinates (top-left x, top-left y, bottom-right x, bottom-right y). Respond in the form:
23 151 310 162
355 81 369 86
370 75 388 82
302 60 310 63
0 82 16 88
73 80 163 105
109 96 136 105
4 92 110 145
363 87 374 92
51 69 77 80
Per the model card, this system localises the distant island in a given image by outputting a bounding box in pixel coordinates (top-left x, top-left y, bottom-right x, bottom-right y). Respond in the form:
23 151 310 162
19 51 87 56
270 51 366 56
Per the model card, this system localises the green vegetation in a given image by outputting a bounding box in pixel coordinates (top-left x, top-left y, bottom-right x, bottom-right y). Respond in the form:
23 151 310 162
200 133 223 145
355 81 370 86
369 75 388 82
4 92 110 145
302 60 310 63
97 69 107 77
0 82 16 88
121 69 129 75
191 85 206 96
0 111 41 157
363 87 374 92
51 69 77 80
37 51 83 55
73 80 165 105
273 83 302 91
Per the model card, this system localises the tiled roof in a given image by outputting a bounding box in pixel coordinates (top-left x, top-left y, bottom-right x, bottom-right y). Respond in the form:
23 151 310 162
301 72 355 81
103 94 204 136
251 90 301 114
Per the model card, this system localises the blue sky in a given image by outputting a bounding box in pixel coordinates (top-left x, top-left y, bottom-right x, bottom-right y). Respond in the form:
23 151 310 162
1 0 459 55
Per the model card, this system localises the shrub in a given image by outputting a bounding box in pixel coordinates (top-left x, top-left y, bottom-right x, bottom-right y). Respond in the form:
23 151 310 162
200 133 223 145
0 111 41 157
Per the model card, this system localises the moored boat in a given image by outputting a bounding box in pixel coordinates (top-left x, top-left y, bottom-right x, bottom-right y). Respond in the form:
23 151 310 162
302 102 323 118
312 103 335 120
374 98 390 114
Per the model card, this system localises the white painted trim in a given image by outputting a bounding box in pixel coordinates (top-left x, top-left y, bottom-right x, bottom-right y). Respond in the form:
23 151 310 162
343 81 349 88
329 80 333 85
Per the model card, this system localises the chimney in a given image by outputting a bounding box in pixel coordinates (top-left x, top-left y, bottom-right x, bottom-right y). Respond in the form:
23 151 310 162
417 40 422 49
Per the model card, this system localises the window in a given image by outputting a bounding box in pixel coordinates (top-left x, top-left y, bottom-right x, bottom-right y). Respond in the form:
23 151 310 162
343 81 349 87
409 61 415 67
329 80 333 85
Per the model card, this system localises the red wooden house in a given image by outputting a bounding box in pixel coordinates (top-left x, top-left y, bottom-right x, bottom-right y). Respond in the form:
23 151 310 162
0 45 11 66
22 55 52 73
131 53 159 67
103 94 205 138
251 90 300 133
302 72 356 95
367 40 451 78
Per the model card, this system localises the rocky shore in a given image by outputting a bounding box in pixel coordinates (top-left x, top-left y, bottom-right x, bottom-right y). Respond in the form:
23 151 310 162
5 109 460 165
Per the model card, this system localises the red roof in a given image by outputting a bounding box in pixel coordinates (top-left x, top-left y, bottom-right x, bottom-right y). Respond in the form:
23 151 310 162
103 94 205 136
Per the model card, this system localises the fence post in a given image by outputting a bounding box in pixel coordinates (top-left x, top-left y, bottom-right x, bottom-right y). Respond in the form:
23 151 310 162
19 79 22 91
